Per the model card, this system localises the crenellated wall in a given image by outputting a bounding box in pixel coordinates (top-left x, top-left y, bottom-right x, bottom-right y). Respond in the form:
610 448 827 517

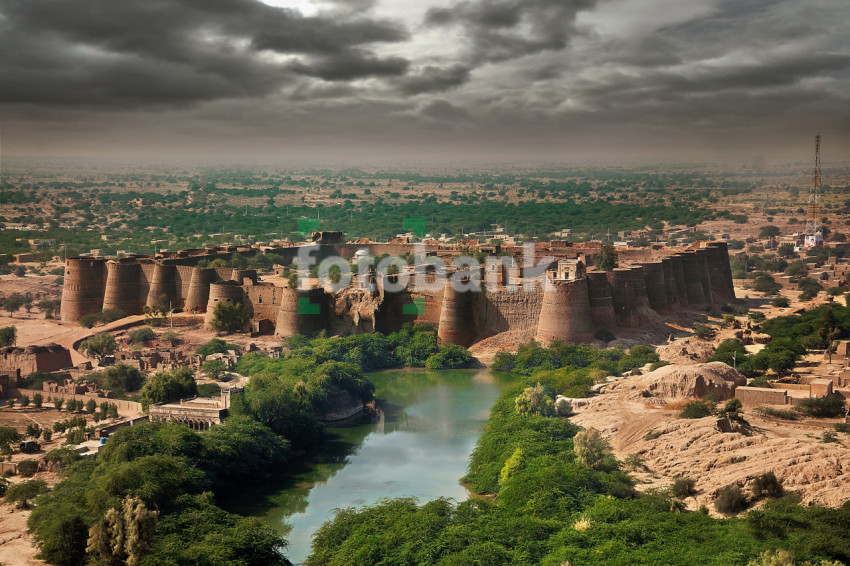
60 242 736 346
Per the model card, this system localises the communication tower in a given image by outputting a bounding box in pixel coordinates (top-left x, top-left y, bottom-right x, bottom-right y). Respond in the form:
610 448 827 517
804 135 823 248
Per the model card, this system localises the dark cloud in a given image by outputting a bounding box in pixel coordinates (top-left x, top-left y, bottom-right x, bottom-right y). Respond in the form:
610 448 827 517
424 0 596 64
1 0 849 163
0 0 410 107
398 64 471 95
289 50 409 81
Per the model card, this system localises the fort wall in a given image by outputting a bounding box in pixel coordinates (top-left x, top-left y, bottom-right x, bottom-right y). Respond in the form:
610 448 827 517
102 260 143 315
586 271 617 330
535 278 595 344
61 257 107 322
437 280 476 346
59 241 736 345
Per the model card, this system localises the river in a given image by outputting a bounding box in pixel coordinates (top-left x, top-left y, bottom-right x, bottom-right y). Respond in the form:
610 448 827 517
223 367 505 565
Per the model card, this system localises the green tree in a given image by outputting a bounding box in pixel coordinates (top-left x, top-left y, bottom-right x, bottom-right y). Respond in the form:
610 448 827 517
128 326 156 344
573 427 610 470
37 299 61 319
81 332 118 361
33 393 43 409
759 225 781 238
210 302 249 333
591 242 618 271
3 294 26 317
139 367 197 411
85 399 97 414
0 325 16 347
87 495 159 566
4 479 48 509
201 359 227 381
514 383 555 417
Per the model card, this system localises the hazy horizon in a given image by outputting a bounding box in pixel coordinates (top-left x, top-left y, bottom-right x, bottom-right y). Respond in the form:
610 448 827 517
1 0 849 166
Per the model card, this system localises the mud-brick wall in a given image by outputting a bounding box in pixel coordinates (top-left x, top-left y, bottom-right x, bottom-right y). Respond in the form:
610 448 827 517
245 284 283 323
102 261 143 315
474 286 543 337
138 262 155 308
734 386 789 406
535 279 595 344
438 281 476 346
0 345 73 376
275 287 331 337
61 257 107 322
175 265 195 308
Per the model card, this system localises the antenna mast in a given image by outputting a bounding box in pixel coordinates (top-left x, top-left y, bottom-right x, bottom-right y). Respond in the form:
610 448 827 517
804 135 823 248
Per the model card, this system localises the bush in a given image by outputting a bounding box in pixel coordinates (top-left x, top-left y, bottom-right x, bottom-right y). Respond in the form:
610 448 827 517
17 459 39 478
196 338 240 356
714 485 748 515
770 297 790 308
573 427 611 470
795 395 845 418
4 479 48 508
201 359 228 381
671 477 697 498
128 326 157 344
693 324 715 340
679 399 716 419
514 383 555 417
751 472 783 499
139 367 198 411
80 332 118 360
748 312 766 323
425 344 473 369
210 302 249 332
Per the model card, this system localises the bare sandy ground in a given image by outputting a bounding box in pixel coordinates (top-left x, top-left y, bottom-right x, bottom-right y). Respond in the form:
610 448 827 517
0 506 44 566
571 373 850 512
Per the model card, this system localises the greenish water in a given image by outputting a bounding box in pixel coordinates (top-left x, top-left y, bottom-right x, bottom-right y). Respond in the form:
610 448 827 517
225 368 504 565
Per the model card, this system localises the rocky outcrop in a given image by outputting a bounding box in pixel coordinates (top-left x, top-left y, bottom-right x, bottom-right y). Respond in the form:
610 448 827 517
634 362 746 401
319 388 365 422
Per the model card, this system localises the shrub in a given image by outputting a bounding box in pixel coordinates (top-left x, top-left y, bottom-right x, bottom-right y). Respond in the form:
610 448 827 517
720 398 743 419
425 344 473 369
80 332 118 360
748 312 766 323
751 472 783 499
679 399 715 419
573 427 611 470
795 395 845 418
693 324 715 340
42 429 52 442
17 459 39 477
4 479 48 508
128 326 157 344
514 383 555 417
671 477 697 498
201 359 228 381
554 397 572 416
822 431 839 443
714 485 748 515
210 302 249 332
770 297 790 308
623 453 646 472
197 338 240 357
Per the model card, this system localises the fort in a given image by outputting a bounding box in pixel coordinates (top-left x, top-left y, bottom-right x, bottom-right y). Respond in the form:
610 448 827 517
60 234 736 345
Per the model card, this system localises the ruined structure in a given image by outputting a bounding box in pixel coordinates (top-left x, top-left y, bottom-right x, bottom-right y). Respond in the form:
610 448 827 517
0 343 73 377
148 389 236 430
60 236 736 345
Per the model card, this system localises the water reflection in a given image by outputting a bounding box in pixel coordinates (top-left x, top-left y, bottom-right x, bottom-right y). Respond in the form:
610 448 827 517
223 368 504 565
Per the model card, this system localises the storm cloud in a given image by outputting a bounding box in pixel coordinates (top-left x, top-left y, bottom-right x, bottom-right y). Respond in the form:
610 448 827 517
0 0 848 163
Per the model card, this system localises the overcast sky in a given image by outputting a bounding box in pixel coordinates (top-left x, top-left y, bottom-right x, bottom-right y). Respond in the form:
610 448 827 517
1 0 848 166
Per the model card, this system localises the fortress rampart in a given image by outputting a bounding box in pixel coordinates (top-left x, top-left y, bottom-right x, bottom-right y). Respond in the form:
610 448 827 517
60 238 736 346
